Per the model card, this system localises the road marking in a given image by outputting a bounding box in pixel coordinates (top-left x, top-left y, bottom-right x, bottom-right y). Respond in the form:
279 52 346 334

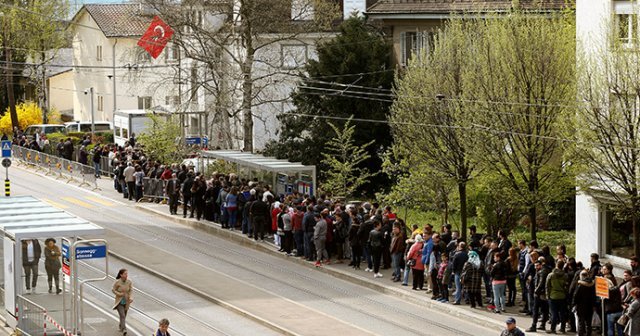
86 196 115 207
42 199 69 209
61 197 95 209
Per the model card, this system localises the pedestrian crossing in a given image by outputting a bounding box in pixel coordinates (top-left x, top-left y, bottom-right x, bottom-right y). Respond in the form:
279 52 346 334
43 196 116 210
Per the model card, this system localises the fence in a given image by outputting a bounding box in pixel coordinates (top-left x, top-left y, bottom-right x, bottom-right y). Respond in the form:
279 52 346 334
16 295 45 336
13 146 99 190
141 177 167 202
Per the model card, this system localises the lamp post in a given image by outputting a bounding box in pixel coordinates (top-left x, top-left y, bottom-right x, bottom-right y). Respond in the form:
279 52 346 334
85 87 95 136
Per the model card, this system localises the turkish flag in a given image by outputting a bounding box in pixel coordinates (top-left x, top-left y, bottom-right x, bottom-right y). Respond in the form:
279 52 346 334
137 16 174 59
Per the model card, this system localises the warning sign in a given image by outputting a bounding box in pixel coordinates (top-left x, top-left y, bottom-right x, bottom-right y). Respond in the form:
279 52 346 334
595 276 610 299
1 140 11 158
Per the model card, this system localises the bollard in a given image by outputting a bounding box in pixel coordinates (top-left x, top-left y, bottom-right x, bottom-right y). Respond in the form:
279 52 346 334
4 179 9 197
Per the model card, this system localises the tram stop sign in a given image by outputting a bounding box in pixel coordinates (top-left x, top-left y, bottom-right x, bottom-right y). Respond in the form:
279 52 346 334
1 158 10 168
1 140 10 158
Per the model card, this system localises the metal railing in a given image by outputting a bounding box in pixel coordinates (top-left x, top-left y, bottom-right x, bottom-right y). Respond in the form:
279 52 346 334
141 177 167 202
12 146 99 190
15 295 45 336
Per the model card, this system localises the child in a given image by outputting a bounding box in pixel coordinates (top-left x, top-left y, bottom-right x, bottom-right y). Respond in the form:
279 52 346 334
437 253 450 302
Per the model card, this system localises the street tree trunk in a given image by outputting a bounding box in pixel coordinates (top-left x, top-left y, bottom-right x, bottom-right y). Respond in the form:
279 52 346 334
458 181 467 241
240 0 254 152
529 205 537 241
632 196 640 258
5 42 18 131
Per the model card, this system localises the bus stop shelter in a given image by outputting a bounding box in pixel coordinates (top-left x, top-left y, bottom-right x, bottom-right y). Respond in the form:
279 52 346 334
200 150 317 196
0 196 104 334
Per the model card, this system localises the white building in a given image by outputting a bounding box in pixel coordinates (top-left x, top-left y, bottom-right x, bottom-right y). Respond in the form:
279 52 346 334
575 0 636 271
69 4 194 123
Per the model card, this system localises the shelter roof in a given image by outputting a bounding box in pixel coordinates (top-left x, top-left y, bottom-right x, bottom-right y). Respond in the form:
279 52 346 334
0 196 103 240
201 150 314 173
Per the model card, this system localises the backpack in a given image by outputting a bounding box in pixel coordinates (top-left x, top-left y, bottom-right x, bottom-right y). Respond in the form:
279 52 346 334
277 212 285 230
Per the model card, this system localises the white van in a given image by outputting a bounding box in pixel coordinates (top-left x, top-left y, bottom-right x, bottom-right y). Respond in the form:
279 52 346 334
64 121 112 133
24 124 66 140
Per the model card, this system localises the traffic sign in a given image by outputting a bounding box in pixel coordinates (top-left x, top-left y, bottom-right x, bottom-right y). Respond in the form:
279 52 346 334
595 276 610 298
1 140 10 158
1 158 10 168
64 245 107 260
75 245 107 259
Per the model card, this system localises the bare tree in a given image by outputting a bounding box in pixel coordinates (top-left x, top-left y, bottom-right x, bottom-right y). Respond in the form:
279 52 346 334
142 0 339 151
577 39 640 257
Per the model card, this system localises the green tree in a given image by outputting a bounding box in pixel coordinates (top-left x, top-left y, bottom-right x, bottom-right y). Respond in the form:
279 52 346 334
390 20 478 240
137 114 187 164
380 148 457 226
264 16 394 195
320 118 376 198
0 0 69 127
466 12 576 240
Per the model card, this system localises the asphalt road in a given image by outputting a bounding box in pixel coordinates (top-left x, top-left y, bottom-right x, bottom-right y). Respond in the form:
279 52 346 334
5 164 498 336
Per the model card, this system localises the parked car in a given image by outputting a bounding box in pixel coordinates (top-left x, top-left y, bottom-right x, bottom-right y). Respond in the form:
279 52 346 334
64 121 112 133
23 124 66 140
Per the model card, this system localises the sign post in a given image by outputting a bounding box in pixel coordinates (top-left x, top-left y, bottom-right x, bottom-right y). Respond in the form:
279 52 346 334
2 141 10 197
595 276 609 336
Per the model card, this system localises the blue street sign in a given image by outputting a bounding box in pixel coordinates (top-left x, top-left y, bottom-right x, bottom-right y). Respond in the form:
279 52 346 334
75 245 107 259
1 141 10 158
62 244 106 259
185 136 208 146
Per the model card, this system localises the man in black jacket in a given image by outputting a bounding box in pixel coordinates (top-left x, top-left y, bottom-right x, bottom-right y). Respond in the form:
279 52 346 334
181 172 194 218
250 195 270 241
166 173 179 215
22 239 41 293
527 258 550 332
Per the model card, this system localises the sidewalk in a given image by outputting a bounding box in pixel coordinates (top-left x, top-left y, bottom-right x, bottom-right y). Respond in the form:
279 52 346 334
92 176 548 334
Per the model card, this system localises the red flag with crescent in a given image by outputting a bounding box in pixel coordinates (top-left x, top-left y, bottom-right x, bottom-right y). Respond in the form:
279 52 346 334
137 16 174 59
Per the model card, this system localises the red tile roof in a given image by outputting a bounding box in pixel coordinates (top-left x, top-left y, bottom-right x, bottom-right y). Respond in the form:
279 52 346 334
83 4 157 37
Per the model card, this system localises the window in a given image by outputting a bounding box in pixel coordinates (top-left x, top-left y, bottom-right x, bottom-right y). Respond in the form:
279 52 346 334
281 45 308 69
165 96 180 106
399 31 434 66
617 13 637 45
166 44 180 62
138 96 152 110
97 95 104 111
96 45 103 61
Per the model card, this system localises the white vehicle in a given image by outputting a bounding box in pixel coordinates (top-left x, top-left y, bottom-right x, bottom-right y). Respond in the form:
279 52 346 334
113 109 171 147
23 124 66 140
64 121 112 133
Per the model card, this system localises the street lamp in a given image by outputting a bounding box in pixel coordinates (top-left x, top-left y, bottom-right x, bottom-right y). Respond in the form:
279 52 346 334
84 87 95 136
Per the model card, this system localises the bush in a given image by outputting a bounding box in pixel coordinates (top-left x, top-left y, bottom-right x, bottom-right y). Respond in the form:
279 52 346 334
512 230 576 259
0 101 62 135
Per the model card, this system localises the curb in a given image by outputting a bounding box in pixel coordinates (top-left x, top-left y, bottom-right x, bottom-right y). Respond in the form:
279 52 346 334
106 244 301 336
135 204 505 332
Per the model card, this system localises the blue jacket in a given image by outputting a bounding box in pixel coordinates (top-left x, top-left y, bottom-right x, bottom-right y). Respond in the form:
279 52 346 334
422 238 433 265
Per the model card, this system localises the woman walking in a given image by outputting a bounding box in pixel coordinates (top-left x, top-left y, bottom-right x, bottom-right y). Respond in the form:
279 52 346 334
112 269 133 335
44 238 62 294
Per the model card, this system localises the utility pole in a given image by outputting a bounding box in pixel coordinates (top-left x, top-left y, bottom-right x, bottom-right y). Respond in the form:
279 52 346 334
88 87 95 136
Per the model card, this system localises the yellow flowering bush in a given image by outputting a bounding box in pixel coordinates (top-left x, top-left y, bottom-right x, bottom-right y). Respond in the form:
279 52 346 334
0 102 61 135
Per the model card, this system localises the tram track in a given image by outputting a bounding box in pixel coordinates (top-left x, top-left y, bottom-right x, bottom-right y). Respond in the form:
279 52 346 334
116 222 476 336
78 260 234 336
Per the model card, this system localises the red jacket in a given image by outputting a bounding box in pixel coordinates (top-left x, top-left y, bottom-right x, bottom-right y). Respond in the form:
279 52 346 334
292 212 303 231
